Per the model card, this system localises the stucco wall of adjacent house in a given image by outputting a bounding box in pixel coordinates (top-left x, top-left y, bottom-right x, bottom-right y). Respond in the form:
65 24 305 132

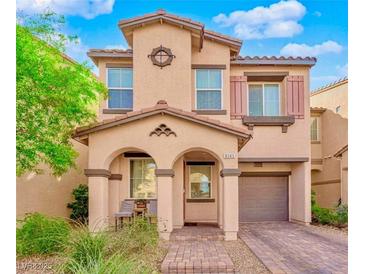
310 80 348 208
16 140 88 218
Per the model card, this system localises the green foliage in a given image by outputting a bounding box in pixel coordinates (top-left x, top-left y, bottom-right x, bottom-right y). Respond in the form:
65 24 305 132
67 184 88 224
16 213 70 257
311 190 317 207
311 193 348 227
60 223 154 274
107 217 162 273
16 12 107 176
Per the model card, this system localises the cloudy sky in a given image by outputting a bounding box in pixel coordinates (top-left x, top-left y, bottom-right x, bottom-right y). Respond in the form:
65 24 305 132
17 0 348 90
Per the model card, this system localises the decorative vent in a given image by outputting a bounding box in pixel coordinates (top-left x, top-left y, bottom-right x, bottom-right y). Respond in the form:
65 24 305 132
148 45 175 68
150 124 177 137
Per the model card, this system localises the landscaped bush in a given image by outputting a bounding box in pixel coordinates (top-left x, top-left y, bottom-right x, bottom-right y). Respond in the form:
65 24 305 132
16 213 71 257
67 184 88 224
311 191 348 227
60 221 156 273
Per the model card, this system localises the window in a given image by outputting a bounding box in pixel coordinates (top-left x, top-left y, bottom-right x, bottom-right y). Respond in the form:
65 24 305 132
130 159 156 198
310 117 319 141
196 69 222 110
336 105 341 113
107 68 133 109
189 166 212 199
248 84 280 116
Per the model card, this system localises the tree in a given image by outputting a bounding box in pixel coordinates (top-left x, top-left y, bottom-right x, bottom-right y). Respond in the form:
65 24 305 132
16 12 107 176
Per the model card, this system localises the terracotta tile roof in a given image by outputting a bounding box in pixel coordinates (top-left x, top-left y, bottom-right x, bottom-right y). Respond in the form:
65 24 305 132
117 9 242 51
87 48 133 58
119 9 204 28
74 100 252 142
311 77 348 96
231 56 317 66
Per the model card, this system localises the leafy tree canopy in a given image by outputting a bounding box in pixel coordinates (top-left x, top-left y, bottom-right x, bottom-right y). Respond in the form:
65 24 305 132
16 11 107 176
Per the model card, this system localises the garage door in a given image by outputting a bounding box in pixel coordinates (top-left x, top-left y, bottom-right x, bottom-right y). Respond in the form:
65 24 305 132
239 176 288 222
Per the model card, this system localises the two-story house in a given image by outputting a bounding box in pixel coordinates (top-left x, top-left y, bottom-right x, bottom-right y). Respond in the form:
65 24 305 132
51 10 315 241
310 77 348 208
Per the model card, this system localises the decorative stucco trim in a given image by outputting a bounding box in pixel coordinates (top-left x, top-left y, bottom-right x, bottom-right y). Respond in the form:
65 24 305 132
84 169 111 178
192 110 227 115
311 141 321 144
103 109 132 114
244 72 289 77
240 171 291 177
155 169 175 177
311 158 323 165
106 63 133 68
242 116 295 133
220 168 241 177
312 179 340 186
149 124 177 137
186 198 215 203
109 174 123 180
239 157 309 163
191 64 226 69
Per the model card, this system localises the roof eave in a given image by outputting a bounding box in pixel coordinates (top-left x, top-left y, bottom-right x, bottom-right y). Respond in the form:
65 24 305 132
231 59 317 67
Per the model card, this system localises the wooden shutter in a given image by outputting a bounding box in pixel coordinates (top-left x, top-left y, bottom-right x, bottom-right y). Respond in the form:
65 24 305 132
286 76 305 119
230 76 247 119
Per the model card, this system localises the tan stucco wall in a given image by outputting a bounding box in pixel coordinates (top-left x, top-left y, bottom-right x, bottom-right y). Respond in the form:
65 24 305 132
231 66 311 159
310 81 348 207
311 82 348 118
16 140 88 218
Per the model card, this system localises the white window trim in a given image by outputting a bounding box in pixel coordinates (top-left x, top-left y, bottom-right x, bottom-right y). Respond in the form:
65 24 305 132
188 165 212 199
106 68 133 110
194 69 224 110
247 83 281 116
310 117 320 141
128 157 157 199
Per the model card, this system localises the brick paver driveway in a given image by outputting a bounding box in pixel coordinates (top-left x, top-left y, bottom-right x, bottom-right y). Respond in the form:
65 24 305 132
239 222 347 274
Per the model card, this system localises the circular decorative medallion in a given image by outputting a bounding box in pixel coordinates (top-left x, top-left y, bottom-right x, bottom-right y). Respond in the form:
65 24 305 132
148 45 175 68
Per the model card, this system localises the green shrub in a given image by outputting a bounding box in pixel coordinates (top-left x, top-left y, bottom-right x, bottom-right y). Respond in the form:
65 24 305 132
335 204 348 226
67 184 88 224
63 254 139 274
16 213 70 257
312 206 335 225
60 224 152 273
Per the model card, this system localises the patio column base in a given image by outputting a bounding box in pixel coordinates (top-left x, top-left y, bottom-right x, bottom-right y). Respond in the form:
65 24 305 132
224 231 237 241
159 231 171 240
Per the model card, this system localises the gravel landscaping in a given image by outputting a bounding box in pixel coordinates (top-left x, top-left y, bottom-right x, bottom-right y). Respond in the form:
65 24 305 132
224 240 269 274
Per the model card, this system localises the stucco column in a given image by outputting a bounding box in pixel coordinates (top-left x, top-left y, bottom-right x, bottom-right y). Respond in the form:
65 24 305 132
155 169 174 240
108 174 122 225
220 168 241 241
85 169 110 231
290 162 311 224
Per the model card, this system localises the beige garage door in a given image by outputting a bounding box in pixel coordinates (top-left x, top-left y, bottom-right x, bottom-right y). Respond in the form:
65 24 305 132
239 176 288 222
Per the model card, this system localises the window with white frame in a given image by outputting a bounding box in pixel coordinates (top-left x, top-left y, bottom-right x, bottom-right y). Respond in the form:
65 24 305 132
248 84 280 116
130 158 156 198
196 69 222 110
107 68 133 109
189 165 212 199
310 117 319 141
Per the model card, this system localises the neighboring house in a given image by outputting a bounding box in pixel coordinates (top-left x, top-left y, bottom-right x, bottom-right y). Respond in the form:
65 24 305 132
18 10 317 241
310 77 348 208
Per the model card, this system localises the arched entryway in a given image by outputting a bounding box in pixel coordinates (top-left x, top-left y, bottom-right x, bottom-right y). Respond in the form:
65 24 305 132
171 148 224 229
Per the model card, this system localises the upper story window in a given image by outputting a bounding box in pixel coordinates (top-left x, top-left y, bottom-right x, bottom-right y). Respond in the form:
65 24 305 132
107 68 133 109
196 69 222 110
248 84 280 116
310 117 319 141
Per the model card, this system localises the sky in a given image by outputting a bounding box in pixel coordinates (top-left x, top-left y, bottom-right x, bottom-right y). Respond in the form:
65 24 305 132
17 0 348 90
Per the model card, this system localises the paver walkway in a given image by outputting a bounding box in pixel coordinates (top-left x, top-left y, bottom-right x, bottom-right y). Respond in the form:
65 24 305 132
161 226 235 273
239 222 348 274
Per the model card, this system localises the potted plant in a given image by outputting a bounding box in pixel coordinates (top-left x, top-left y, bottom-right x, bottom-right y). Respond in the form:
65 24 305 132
135 199 146 208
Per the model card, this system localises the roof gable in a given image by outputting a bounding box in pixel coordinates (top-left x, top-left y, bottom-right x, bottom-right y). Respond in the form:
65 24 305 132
74 100 251 149
118 9 242 54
